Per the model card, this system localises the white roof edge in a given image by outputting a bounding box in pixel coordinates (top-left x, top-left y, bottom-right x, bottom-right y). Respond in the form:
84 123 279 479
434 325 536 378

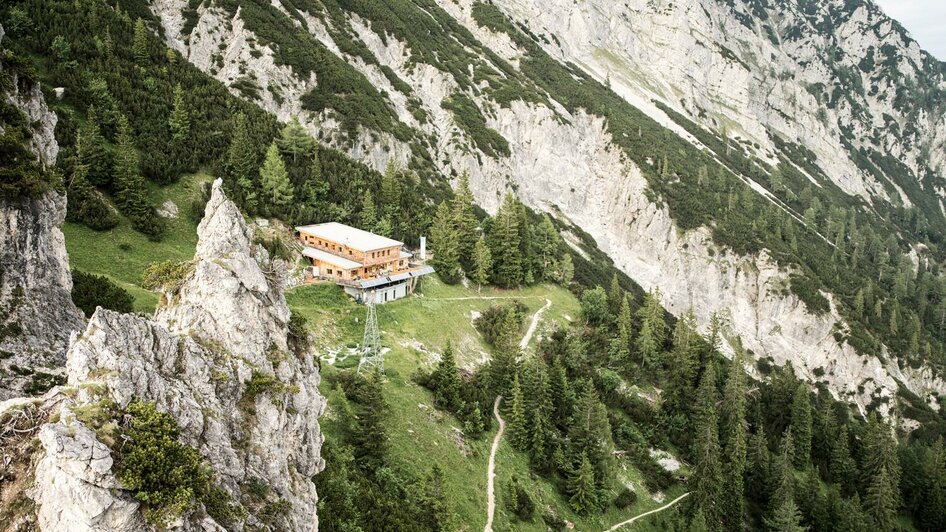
296 222 403 251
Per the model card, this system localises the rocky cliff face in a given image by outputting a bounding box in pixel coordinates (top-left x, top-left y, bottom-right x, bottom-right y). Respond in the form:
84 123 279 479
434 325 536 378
0 24 85 400
143 0 946 413
0 180 324 531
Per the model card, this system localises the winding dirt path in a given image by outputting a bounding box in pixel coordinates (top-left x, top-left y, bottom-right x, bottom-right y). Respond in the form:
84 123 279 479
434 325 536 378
484 396 505 532
520 298 551 350
603 492 691 531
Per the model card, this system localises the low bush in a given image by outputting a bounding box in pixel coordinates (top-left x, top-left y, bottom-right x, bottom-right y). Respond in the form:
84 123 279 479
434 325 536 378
71 270 134 316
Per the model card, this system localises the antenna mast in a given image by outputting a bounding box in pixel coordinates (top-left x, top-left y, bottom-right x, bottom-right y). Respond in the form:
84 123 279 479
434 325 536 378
358 302 383 373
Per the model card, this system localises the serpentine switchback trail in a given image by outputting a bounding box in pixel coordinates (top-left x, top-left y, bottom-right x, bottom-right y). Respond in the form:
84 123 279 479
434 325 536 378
484 395 505 532
603 492 691 531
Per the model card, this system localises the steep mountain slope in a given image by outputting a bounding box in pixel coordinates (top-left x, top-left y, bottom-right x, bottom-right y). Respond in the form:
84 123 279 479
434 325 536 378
142 0 946 414
0 24 84 399
0 180 323 530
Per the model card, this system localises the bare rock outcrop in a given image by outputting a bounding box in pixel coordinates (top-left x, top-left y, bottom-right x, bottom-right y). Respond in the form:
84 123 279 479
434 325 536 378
0 24 84 399
3 179 324 531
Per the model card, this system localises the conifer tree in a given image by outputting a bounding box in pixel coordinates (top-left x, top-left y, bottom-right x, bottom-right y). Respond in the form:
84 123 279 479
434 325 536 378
721 351 748 531
259 142 293 209
865 466 897 531
489 194 523 287
862 413 901 507
834 494 868 532
351 370 388 473
430 202 461 284
488 312 520 396
773 429 796 509
747 425 772 505
471 238 492 291
559 253 574 285
567 453 598 515
379 160 401 232
360 190 377 230
77 108 111 187
451 171 478 268
791 383 812 468
515 202 536 284
535 214 560 279
113 114 141 210
169 84 190 144
618 295 633 348
508 372 527 450
608 274 622 315
224 113 258 211
569 381 613 480
524 361 553 471
636 320 658 369
277 116 315 165
666 309 699 412
550 354 574 425
692 361 722 527
830 424 857 493
766 497 807 532
429 342 461 410
690 508 710 532
132 18 148 65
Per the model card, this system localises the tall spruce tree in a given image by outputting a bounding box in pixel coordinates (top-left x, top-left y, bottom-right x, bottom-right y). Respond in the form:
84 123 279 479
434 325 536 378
451 171 478 269
379 160 402 233
169 84 191 144
77 108 111 187
790 383 812 468
471 238 492 291
721 351 748 531
534 215 560 280
489 194 523 287
429 342 461 410
360 190 377 230
223 113 258 211
692 361 722 528
830 424 858 494
277 116 315 165
430 202 461 284
259 142 293 209
865 466 897 531
567 452 598 515
132 18 148 65
523 361 553 471
508 372 528 450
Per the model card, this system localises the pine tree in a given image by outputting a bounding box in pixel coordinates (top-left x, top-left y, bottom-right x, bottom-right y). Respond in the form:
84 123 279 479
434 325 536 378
636 319 657 369
569 381 614 479
550 354 574 425
721 352 748 531
523 361 553 471
690 508 710 532
508 372 527 450
747 425 772 505
471 238 492 291
766 497 807 532
77 108 111 187
379 160 401 232
224 112 258 211
259 142 293 209
132 18 148 65
489 194 523 287
429 342 461 410
112 114 140 210
350 370 388 473
277 116 315 165
515 202 536 284
862 413 901 507
830 424 857 493
666 309 699 412
360 190 377 230
791 383 812 468
567 453 598 515
608 274 622 314
535 214 560 280
430 202 461 283
865 466 897 531
558 253 574 285
451 171 478 268
488 312 520 396
611 295 633 368
834 494 868 532
773 429 796 510
692 361 722 527
169 84 190 144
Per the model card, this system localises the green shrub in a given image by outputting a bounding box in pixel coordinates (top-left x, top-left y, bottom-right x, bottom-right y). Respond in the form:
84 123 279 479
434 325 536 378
141 260 194 292
474 301 527 346
614 487 637 509
71 270 134 316
115 401 211 526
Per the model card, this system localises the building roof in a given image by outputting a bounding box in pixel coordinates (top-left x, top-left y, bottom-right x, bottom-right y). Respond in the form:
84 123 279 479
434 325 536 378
356 266 435 289
296 222 403 252
302 247 363 270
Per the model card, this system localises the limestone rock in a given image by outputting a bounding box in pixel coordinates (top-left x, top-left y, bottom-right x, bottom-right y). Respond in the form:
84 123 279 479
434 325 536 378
0 25 84 399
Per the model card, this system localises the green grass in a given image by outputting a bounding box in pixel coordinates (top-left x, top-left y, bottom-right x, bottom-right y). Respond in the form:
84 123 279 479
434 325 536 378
290 276 683 530
63 173 211 313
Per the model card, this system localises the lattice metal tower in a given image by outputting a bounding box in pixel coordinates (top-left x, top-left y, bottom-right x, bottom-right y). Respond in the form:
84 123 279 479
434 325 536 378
357 302 383 373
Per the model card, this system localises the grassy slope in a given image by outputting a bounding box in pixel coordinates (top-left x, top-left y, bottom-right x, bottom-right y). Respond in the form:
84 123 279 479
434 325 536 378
62 173 211 313
288 277 685 530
